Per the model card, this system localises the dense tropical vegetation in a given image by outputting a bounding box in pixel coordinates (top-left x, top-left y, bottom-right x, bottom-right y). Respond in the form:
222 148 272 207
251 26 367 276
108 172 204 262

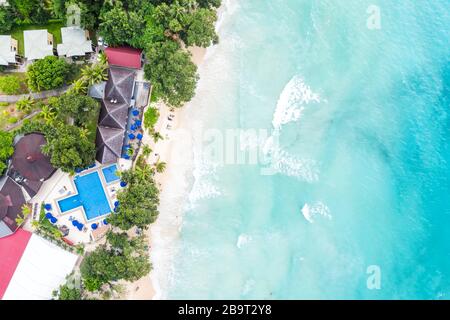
80 231 151 292
27 56 72 92
0 131 13 174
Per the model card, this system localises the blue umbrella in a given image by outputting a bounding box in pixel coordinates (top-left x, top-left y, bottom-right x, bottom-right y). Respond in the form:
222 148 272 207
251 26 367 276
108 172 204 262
45 212 52 219
77 224 83 231
72 220 78 227
91 223 98 230
137 133 143 140
120 181 127 187
128 133 135 139
135 120 142 127
89 163 96 168
123 154 130 160
50 217 57 224
75 168 83 173
132 109 139 116
114 201 119 207
103 219 108 225
44 204 52 210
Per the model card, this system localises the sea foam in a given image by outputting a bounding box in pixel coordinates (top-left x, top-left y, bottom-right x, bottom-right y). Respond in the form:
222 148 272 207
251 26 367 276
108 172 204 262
301 202 332 224
272 75 321 131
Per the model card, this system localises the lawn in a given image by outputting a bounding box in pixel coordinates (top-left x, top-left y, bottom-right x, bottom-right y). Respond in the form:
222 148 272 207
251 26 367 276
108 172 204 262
10 19 65 56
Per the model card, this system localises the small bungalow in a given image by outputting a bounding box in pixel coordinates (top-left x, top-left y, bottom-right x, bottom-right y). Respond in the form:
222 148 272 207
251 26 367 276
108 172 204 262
104 46 143 69
0 35 18 67
57 26 93 58
23 29 54 61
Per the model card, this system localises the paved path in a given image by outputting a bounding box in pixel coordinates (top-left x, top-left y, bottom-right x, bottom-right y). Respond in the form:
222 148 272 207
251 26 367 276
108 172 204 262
0 85 71 103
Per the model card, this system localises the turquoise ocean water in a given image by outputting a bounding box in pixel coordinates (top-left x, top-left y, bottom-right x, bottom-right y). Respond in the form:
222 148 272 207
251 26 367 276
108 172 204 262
166 0 450 299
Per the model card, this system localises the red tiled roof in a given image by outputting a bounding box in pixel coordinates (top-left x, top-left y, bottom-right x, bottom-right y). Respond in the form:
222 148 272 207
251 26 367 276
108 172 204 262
0 229 31 299
105 47 142 69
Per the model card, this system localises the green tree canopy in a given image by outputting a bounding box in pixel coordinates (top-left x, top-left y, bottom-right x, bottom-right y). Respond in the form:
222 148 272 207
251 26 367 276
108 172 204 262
153 0 218 47
41 123 96 173
54 93 99 127
182 7 218 47
27 56 71 92
0 131 14 174
8 0 50 24
109 168 160 231
80 233 151 292
0 6 14 33
98 4 146 48
57 283 82 300
144 40 198 107
0 75 21 95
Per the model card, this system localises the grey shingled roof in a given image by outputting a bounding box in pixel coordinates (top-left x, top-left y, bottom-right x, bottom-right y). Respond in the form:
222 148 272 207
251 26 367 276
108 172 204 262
95 66 136 164
98 101 129 130
104 67 135 103
95 126 125 164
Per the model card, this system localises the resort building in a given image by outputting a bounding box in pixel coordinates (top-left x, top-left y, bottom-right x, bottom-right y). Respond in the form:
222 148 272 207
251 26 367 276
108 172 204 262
95 66 136 164
104 46 143 69
0 133 55 238
0 35 18 67
0 229 78 300
23 30 54 61
0 177 26 238
57 26 93 58
8 133 56 198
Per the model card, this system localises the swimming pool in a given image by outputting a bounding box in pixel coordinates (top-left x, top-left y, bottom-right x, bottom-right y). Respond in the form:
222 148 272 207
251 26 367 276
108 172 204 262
102 164 120 184
58 171 111 221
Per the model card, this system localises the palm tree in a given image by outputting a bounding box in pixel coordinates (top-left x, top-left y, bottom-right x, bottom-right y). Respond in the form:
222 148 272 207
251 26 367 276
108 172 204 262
155 161 167 174
21 204 31 218
142 144 152 157
135 164 153 181
15 216 24 226
70 78 88 94
152 131 164 143
40 105 57 124
82 63 108 85
79 128 90 139
16 97 34 114
98 52 108 65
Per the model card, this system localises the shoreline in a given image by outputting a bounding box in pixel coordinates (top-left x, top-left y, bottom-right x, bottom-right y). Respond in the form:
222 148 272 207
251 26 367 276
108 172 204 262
121 46 207 300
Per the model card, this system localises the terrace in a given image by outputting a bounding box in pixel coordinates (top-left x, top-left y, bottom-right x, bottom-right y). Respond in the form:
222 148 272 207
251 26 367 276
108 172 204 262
39 163 123 244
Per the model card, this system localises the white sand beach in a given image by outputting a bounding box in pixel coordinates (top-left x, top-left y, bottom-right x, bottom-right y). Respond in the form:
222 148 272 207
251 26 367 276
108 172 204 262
121 46 207 300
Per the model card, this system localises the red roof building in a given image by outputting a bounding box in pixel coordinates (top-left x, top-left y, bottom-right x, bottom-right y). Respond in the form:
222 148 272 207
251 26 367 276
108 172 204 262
0 229 78 300
104 47 143 69
0 229 31 299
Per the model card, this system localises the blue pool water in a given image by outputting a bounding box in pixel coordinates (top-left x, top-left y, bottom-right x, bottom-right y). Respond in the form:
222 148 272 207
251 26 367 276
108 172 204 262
164 0 450 299
58 171 112 220
102 164 120 183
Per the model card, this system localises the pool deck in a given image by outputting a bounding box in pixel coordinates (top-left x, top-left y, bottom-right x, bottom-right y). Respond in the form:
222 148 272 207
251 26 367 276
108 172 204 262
31 162 122 244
